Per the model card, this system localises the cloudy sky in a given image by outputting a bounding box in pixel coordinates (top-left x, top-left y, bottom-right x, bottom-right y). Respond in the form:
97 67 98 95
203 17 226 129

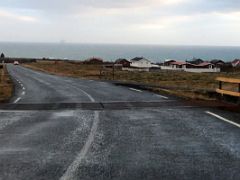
0 0 240 45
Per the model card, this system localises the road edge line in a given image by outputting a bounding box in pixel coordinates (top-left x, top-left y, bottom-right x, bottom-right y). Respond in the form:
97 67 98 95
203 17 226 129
156 94 169 99
129 88 142 92
205 111 240 128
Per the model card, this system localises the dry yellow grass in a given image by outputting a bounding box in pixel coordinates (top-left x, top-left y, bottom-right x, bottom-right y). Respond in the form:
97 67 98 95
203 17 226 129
0 65 13 102
24 61 240 100
24 61 102 79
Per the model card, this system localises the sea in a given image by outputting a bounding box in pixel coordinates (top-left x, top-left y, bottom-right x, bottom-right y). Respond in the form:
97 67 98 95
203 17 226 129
0 42 240 63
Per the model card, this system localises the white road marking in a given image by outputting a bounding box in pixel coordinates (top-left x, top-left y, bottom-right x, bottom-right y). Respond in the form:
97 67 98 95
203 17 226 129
156 94 169 99
22 87 25 90
78 89 95 102
13 97 21 104
60 87 100 180
129 88 142 92
100 82 107 85
206 111 240 128
60 111 99 180
21 91 25 95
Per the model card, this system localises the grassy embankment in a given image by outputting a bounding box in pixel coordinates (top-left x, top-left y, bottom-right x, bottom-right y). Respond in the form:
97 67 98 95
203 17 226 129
0 65 13 103
24 60 240 100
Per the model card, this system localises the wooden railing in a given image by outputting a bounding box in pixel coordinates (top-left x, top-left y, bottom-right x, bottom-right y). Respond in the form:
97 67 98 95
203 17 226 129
216 77 240 97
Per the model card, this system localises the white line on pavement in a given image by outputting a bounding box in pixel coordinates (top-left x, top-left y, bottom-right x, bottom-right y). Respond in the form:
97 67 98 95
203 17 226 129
60 86 100 180
21 91 25 96
156 94 169 99
13 97 21 104
60 111 99 180
22 87 25 90
129 88 142 92
206 111 240 128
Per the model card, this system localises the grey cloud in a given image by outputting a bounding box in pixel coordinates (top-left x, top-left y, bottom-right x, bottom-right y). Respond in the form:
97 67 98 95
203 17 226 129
153 0 240 18
1 0 240 16
0 0 145 13
184 0 240 13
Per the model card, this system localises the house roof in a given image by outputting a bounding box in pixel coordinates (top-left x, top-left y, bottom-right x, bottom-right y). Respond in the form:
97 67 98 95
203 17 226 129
164 59 176 63
210 59 225 64
197 62 213 66
187 59 204 65
170 61 187 65
131 57 151 62
169 61 214 67
232 59 240 66
115 58 130 63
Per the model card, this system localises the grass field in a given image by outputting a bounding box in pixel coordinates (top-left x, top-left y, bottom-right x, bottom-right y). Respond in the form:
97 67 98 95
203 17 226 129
0 65 13 103
24 60 240 100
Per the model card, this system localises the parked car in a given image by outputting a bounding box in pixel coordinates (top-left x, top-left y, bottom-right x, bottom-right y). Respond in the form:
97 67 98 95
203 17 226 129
14 61 19 65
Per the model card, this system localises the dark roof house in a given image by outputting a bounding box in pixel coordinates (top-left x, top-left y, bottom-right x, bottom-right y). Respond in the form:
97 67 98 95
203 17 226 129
115 58 131 67
84 57 103 64
210 59 225 67
187 58 204 65
130 57 152 68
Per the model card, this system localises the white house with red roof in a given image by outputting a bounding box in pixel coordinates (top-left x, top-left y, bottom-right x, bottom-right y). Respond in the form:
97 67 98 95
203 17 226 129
161 60 220 73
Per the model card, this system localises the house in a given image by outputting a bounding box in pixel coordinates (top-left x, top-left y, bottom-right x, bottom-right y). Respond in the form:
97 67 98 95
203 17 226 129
232 59 240 67
130 57 152 68
164 59 177 66
84 57 103 64
160 60 220 73
187 58 204 65
210 59 225 67
196 62 215 69
115 58 131 67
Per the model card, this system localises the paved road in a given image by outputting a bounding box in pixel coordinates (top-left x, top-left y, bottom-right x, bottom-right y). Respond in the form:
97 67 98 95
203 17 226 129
0 64 239 180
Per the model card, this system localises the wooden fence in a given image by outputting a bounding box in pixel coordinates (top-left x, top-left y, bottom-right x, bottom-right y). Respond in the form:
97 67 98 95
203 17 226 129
216 77 240 97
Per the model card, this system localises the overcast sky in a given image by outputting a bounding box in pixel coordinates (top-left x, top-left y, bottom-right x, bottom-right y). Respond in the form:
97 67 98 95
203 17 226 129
0 0 240 45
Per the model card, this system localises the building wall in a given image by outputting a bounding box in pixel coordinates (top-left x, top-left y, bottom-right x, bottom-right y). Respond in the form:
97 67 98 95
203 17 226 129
130 60 153 68
160 66 220 73
184 68 220 73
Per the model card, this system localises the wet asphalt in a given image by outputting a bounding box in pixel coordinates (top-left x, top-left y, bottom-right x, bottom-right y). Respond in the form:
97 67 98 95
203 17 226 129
0 65 239 180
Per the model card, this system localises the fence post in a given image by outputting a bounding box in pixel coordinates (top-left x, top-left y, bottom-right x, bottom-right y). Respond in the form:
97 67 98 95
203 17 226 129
219 81 222 90
112 64 115 80
1 61 4 84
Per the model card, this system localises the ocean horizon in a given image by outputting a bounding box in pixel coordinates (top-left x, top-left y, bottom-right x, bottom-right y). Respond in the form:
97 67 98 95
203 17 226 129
1 42 240 63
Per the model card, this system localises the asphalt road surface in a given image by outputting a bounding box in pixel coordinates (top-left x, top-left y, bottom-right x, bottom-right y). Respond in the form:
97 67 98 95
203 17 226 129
0 64 239 180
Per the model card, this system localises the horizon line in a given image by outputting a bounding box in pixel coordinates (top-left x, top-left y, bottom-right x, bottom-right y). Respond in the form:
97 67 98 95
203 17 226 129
1 41 240 47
